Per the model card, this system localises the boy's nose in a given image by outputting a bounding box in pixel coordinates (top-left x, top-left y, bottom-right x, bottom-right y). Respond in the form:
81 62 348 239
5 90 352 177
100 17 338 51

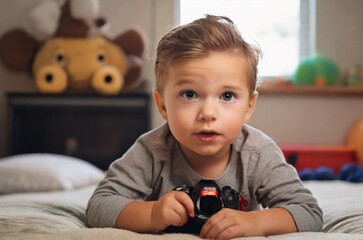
197 100 217 122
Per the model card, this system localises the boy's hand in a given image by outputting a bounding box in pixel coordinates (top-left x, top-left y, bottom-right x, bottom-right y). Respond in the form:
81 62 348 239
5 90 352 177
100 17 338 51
199 208 263 239
200 207 297 239
151 191 195 230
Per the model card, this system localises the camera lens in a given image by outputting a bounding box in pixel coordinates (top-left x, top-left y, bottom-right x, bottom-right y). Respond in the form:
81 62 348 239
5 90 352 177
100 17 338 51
199 196 222 216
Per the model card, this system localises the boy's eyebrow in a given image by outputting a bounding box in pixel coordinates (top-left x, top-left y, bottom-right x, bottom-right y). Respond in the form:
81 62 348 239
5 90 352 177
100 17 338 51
174 78 195 86
175 78 244 91
222 84 244 91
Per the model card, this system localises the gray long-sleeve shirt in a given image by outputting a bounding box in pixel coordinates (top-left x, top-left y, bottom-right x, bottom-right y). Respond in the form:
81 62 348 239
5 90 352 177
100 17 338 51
86 123 323 232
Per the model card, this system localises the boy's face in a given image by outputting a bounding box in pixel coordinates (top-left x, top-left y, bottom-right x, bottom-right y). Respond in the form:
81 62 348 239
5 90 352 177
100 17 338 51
154 51 257 162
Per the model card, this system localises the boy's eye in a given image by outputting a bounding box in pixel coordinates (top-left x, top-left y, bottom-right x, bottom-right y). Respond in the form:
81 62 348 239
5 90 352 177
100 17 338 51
221 92 235 101
181 90 198 99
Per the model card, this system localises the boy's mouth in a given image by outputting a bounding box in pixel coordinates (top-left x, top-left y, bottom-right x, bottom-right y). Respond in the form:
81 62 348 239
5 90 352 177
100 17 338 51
194 131 219 142
199 131 217 136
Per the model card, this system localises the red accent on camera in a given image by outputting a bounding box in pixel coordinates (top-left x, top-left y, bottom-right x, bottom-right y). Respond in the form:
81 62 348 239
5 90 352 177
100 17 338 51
239 197 247 211
200 189 218 196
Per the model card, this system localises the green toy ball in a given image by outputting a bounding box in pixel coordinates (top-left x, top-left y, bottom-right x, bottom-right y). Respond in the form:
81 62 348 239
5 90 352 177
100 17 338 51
293 55 341 86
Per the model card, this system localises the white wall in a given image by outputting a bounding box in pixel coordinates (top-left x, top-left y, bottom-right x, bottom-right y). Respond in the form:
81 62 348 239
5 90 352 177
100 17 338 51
315 0 363 70
250 94 363 145
0 0 362 157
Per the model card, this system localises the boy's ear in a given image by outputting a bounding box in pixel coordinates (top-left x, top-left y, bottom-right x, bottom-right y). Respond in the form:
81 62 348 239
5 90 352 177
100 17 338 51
243 91 258 123
153 89 168 121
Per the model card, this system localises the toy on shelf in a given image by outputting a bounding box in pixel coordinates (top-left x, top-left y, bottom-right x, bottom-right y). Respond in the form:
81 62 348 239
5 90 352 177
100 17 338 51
0 0 145 95
344 64 363 87
292 55 341 87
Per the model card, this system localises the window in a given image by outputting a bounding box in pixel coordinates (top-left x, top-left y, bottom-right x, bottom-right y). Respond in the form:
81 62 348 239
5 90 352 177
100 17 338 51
178 0 310 78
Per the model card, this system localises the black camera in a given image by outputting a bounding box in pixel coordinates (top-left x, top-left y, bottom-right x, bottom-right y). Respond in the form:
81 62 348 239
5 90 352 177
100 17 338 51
164 179 246 234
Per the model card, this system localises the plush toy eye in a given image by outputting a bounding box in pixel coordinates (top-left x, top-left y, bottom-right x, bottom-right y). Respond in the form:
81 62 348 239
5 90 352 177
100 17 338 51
55 54 65 63
54 49 66 64
98 54 105 62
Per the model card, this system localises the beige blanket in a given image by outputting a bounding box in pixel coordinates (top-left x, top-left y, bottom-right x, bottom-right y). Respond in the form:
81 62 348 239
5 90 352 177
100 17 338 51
1 182 363 240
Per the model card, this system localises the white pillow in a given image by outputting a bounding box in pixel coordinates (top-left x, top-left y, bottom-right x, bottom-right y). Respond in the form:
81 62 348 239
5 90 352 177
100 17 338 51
0 153 105 194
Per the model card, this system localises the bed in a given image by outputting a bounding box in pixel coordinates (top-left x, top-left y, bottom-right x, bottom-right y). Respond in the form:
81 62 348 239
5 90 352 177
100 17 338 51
0 154 363 240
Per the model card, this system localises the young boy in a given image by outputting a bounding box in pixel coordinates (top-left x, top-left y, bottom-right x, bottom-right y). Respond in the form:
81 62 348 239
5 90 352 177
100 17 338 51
86 15 323 239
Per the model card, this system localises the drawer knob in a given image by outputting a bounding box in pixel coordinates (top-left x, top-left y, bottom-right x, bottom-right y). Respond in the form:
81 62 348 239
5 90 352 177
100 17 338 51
65 137 79 155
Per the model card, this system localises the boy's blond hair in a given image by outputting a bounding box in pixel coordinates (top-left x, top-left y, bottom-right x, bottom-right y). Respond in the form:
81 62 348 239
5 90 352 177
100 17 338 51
155 14 261 96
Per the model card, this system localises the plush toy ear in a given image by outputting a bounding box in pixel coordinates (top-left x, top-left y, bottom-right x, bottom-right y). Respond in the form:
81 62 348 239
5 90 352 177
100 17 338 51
119 56 142 93
113 29 145 92
0 29 40 72
113 29 145 58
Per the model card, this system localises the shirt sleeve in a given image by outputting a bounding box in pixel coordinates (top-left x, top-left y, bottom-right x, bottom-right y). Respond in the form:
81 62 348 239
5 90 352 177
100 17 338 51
251 139 323 232
86 138 155 228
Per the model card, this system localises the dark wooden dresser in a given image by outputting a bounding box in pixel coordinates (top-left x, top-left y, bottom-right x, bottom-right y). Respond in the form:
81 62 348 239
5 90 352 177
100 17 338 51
7 92 150 170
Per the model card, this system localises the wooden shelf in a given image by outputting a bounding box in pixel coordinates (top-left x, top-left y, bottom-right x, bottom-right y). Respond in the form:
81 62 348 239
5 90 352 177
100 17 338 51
257 85 363 96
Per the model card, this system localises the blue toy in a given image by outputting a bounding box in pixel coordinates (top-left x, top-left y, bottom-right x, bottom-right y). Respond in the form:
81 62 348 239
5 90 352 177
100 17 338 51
300 164 363 182
314 167 336 180
299 168 316 181
299 167 336 181
339 163 363 182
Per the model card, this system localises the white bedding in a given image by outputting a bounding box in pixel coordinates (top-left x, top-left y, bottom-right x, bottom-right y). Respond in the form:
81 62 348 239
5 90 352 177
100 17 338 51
0 154 362 239
1 181 363 240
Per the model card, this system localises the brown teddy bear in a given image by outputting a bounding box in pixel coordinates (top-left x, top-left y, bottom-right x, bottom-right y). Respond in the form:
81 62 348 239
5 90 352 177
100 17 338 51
0 0 145 95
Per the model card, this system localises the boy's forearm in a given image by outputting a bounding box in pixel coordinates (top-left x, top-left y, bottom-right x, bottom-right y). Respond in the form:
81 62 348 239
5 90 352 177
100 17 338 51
250 208 297 236
115 202 297 235
115 201 158 233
